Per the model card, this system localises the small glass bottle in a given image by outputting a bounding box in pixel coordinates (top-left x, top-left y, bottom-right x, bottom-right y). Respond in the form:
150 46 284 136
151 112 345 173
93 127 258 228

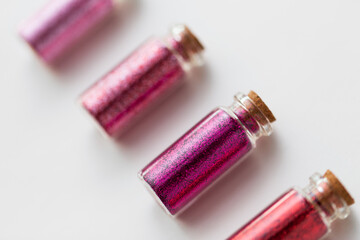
139 91 276 215
19 0 119 63
80 24 204 137
227 170 355 240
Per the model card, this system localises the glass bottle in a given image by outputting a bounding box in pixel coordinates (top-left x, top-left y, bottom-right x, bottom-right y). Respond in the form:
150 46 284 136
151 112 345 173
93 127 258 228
80 24 204 137
19 0 119 63
227 170 355 240
139 91 276 215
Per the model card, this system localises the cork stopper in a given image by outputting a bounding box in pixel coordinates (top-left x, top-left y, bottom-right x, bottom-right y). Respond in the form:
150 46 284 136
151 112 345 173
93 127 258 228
324 170 355 206
181 25 204 55
171 24 204 61
248 91 276 123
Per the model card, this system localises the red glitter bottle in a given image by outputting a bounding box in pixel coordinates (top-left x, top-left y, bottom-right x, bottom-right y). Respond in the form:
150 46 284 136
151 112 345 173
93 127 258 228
80 24 204 137
227 170 355 240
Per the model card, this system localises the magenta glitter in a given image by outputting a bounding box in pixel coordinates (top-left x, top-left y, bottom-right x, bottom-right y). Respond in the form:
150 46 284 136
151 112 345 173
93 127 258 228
19 0 115 63
139 92 275 215
141 109 252 215
228 189 328 240
80 25 204 136
233 107 260 133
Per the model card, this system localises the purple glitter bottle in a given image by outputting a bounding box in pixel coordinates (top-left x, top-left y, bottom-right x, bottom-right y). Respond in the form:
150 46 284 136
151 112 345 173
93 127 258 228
139 91 276 216
80 24 204 137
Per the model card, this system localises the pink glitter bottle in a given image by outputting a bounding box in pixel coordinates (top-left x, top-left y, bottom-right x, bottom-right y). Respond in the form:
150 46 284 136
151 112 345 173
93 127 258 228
228 170 355 240
19 0 117 63
80 24 204 137
139 91 276 215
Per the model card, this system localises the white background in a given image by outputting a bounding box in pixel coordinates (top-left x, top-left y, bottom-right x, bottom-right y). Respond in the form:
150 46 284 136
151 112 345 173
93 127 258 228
1 0 359 239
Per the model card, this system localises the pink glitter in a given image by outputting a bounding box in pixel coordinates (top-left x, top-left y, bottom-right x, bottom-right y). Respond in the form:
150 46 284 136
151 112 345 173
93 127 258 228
80 25 204 136
81 39 184 136
139 92 275 215
19 0 115 63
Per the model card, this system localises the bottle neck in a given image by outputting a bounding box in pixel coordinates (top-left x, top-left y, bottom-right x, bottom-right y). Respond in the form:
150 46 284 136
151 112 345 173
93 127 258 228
164 24 204 71
301 171 354 227
228 92 274 142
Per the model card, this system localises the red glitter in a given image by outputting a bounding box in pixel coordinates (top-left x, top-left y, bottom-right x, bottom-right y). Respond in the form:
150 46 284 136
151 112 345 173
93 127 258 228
228 189 328 240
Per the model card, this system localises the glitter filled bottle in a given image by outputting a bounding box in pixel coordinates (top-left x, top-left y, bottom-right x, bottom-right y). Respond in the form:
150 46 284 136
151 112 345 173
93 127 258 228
80 24 204 137
227 170 355 240
19 0 118 63
139 91 276 215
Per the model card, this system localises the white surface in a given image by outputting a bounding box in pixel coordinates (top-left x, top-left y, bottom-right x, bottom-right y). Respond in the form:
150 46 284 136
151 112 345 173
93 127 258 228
1 0 359 239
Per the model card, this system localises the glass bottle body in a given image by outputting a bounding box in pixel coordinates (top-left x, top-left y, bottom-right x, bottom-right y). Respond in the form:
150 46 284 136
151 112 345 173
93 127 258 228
80 25 204 136
228 189 328 240
19 0 116 63
139 92 274 215
228 172 353 240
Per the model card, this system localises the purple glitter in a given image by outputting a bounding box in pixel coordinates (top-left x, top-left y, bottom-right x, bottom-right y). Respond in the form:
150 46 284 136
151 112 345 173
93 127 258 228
19 0 115 63
81 38 185 136
140 108 255 215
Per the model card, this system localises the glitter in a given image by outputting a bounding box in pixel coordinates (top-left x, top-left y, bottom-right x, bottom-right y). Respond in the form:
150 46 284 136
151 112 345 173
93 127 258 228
227 170 355 240
19 0 116 63
80 25 204 137
139 91 276 215
228 190 328 240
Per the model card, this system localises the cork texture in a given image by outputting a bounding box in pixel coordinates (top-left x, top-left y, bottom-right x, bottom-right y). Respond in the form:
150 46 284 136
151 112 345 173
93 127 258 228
324 170 355 206
183 25 204 52
248 91 276 123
